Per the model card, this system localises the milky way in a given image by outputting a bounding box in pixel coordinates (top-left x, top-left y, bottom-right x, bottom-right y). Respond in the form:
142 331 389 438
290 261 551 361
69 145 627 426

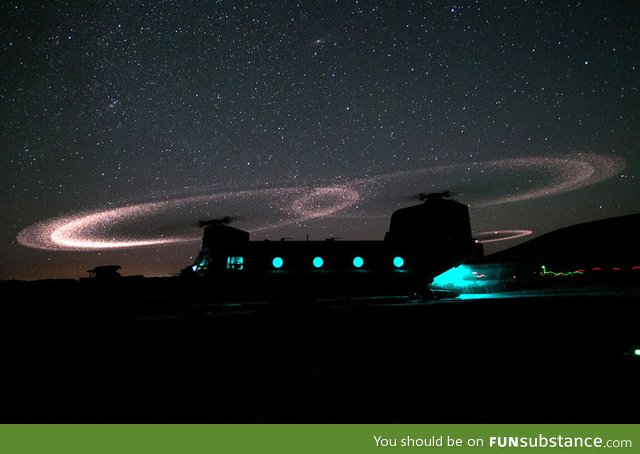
16 153 624 251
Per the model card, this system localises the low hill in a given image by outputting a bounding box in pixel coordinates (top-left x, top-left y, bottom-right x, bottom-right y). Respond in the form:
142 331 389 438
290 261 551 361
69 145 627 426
486 213 640 267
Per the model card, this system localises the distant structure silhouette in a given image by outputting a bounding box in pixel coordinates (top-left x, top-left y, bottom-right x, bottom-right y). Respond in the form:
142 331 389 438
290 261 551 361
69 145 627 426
87 265 122 279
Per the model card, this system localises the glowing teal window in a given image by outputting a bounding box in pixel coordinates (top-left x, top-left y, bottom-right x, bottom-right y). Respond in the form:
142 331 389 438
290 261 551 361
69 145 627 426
313 257 324 268
193 255 210 272
353 256 364 268
226 256 244 270
272 257 283 269
393 256 404 268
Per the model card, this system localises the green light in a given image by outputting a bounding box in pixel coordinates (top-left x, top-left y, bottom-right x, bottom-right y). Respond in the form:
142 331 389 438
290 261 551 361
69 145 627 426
634 349 640 356
353 256 364 268
393 256 404 268
313 256 324 268
540 265 585 277
272 257 283 269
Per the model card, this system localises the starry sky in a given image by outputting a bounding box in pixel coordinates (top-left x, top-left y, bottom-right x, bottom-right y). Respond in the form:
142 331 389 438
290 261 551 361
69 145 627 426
1 0 639 280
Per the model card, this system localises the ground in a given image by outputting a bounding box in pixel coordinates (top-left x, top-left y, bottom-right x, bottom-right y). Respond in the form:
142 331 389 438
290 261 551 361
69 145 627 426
1 279 638 422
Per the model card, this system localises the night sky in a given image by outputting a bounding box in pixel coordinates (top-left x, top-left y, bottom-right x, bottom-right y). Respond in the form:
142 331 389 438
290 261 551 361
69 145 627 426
2 1 638 280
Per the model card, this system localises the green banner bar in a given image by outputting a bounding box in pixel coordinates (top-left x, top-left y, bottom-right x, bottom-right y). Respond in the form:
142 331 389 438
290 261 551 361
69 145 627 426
0 425 637 454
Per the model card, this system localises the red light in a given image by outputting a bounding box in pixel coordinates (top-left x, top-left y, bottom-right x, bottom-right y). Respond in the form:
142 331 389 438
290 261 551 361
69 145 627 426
592 267 602 271
612 267 622 271
632 266 640 270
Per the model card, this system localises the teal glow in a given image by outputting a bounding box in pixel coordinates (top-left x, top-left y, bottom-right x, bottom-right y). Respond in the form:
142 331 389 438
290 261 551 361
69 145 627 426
634 349 640 356
226 256 244 270
192 255 210 272
272 257 283 269
432 265 472 288
393 256 404 268
313 256 324 268
456 293 503 300
353 256 364 268
431 265 492 292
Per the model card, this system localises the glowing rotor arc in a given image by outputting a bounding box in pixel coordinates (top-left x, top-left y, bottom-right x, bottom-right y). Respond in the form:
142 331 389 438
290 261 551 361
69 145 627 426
15 153 625 251
473 230 533 243
17 186 361 251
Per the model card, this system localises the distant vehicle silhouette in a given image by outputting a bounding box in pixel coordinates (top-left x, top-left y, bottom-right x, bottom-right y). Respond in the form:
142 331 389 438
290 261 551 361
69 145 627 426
87 265 122 279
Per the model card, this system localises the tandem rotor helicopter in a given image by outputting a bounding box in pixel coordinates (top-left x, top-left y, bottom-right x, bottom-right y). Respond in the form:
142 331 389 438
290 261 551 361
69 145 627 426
181 191 483 299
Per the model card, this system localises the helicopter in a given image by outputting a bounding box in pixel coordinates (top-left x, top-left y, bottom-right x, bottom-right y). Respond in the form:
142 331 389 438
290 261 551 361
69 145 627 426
181 192 481 299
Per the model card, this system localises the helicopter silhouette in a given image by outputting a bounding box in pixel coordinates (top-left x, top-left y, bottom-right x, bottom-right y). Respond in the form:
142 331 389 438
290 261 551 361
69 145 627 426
183 190 481 299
